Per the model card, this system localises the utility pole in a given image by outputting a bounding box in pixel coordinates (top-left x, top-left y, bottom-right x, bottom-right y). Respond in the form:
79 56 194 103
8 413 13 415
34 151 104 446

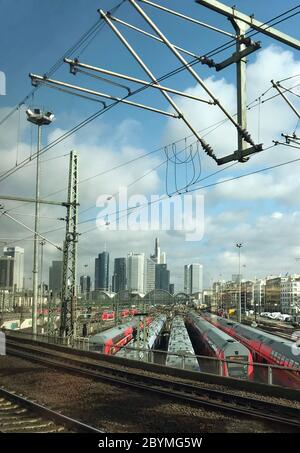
236 243 243 322
26 109 54 336
60 150 79 339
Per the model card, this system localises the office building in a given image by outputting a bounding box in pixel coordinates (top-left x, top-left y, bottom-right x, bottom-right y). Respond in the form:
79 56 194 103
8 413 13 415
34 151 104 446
49 260 63 295
3 246 24 291
184 264 203 295
144 258 156 293
95 252 109 291
150 238 166 264
155 264 170 292
112 258 126 293
127 253 145 293
80 275 91 295
0 256 14 289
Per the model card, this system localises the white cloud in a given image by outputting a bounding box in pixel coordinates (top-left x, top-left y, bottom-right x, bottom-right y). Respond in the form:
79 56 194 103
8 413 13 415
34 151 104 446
1 45 300 290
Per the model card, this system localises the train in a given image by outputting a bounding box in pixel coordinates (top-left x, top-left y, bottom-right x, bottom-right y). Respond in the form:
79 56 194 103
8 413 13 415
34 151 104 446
89 317 152 355
202 312 300 388
166 316 200 372
101 308 140 322
116 314 166 360
101 310 115 321
186 312 253 380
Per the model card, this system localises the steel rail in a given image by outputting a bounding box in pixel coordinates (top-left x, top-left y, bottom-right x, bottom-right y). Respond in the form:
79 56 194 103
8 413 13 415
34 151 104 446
0 386 105 433
5 341 300 430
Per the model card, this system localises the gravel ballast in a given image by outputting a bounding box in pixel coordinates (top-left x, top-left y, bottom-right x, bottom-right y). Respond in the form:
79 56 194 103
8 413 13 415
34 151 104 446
0 355 295 433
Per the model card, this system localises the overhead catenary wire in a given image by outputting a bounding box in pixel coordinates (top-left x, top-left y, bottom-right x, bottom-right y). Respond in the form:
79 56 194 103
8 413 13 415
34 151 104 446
0 1 300 249
81 143 300 235
2 142 299 247
0 0 126 129
1 3 300 185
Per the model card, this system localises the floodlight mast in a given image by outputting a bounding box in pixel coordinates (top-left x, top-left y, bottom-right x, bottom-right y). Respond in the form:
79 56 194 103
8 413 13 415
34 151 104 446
26 108 54 336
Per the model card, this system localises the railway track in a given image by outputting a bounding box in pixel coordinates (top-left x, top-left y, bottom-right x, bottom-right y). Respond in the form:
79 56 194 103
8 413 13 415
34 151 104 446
0 386 105 433
4 338 300 431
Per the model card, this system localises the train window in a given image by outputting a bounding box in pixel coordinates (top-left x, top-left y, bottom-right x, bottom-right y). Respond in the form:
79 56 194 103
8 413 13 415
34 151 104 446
227 355 249 378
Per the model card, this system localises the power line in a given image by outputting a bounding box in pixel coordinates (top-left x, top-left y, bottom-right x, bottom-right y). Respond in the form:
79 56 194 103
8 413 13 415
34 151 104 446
0 0 126 129
2 2 298 184
3 142 299 245
80 142 300 236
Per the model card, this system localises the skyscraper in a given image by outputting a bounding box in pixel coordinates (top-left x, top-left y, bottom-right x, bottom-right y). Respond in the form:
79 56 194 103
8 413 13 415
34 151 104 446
80 275 91 295
144 258 156 293
184 264 203 295
127 253 145 293
3 246 24 291
0 256 14 289
150 238 166 264
112 258 126 293
49 260 63 295
155 264 170 292
95 252 109 291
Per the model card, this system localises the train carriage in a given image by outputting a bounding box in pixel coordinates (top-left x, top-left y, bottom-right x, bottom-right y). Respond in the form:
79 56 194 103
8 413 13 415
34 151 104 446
202 312 300 388
166 316 200 372
186 312 253 379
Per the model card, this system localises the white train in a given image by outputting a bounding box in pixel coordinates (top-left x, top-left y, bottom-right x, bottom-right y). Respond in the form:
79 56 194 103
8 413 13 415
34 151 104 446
116 314 166 360
166 316 200 372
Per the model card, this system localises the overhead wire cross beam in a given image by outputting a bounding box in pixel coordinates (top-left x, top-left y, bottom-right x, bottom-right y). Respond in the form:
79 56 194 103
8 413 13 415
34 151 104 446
193 0 300 161
127 0 262 164
99 8 219 162
30 74 178 119
195 0 300 51
65 58 213 104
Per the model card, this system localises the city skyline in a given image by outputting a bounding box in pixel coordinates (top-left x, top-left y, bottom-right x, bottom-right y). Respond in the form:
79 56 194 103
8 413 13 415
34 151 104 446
1 0 300 437
1 1 300 294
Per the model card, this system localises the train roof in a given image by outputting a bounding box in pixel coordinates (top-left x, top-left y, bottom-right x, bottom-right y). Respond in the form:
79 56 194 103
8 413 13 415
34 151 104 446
167 316 196 355
166 316 200 371
89 320 136 343
205 313 300 363
188 312 251 355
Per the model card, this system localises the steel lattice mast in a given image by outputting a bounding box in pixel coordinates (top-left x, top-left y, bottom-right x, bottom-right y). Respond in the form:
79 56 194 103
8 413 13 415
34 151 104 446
60 150 79 338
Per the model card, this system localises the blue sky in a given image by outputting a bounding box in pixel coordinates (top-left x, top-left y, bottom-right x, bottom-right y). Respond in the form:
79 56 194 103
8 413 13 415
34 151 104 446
1 0 300 289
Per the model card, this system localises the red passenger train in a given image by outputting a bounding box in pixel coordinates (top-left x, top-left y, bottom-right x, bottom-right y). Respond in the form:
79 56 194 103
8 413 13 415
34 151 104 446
186 312 253 379
89 317 152 355
202 312 300 388
101 308 140 322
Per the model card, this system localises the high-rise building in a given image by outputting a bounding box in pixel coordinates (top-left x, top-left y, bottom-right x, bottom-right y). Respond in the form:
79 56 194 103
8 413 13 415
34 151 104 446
80 275 91 295
95 252 109 291
253 278 266 314
49 260 63 295
184 264 203 295
127 253 145 293
280 275 300 315
3 246 24 290
112 258 126 293
169 283 175 295
0 256 14 289
150 238 166 264
155 264 170 292
144 258 156 293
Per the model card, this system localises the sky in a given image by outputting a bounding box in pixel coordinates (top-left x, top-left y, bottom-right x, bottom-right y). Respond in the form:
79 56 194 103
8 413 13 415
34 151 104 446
1 0 300 291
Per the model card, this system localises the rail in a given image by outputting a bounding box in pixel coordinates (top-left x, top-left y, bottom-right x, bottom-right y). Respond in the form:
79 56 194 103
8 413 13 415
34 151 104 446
113 342 300 387
3 328 300 389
